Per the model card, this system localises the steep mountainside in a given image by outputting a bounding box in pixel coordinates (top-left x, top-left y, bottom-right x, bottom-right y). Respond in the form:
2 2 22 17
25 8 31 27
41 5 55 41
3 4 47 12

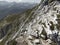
0 0 60 45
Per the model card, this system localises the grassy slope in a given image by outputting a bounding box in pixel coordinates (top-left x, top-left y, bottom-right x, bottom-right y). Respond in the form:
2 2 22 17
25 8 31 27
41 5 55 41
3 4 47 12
0 4 39 45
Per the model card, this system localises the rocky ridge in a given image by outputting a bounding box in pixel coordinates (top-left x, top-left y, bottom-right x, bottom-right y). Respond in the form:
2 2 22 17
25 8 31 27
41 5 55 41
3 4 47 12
15 0 60 45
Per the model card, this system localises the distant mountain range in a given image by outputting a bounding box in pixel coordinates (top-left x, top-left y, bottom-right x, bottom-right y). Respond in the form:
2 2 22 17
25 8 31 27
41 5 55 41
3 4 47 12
0 1 38 19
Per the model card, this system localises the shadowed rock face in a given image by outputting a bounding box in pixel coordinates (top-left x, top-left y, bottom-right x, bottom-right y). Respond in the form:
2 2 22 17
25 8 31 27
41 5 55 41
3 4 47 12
0 0 60 45
0 24 12 39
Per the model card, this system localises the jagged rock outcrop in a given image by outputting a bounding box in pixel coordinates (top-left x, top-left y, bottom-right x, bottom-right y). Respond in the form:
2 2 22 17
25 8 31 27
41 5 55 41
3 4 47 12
0 0 60 45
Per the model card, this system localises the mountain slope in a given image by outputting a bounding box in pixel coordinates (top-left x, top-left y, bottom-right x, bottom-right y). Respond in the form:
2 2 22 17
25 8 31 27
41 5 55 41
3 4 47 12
0 6 36 45
0 0 60 45
15 0 60 45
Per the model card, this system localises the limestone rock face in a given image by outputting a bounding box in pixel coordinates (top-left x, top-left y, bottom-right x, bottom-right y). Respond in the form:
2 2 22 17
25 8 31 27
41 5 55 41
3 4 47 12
16 0 60 45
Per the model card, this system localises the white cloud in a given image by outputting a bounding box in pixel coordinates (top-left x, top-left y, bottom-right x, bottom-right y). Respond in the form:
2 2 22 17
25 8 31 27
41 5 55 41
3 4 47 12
0 0 40 3
0 0 22 2
7 0 22 2
21 0 40 3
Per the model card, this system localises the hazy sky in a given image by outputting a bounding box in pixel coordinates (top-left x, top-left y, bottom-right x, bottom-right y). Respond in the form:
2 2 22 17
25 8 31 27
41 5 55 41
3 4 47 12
0 0 40 3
